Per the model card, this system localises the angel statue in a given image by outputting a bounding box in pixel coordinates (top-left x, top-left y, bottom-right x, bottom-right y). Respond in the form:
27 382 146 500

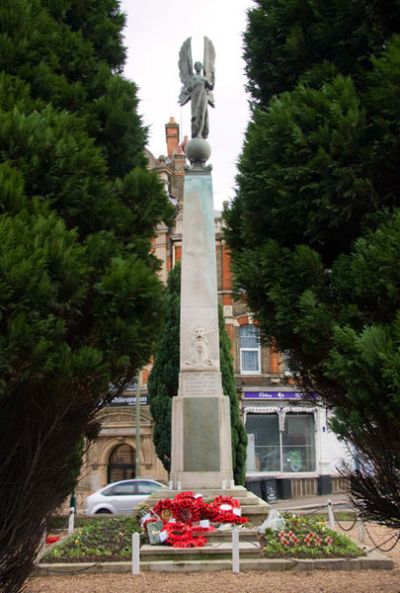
178 37 215 140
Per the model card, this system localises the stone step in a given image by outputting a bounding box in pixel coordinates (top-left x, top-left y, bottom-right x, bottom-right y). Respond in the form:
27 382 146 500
139 558 289 572
33 550 394 576
140 541 262 562
142 487 269 527
196 528 259 542
142 528 259 544
149 493 262 506
153 487 248 498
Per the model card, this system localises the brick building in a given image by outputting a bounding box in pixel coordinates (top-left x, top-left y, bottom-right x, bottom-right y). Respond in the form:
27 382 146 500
75 118 349 509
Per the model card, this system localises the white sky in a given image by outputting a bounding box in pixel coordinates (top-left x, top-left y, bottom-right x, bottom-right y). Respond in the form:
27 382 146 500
119 0 254 209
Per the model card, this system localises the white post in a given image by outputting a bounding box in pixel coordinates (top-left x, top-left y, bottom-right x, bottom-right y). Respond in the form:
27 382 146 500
327 500 335 530
232 527 240 573
177 481 182 491
229 479 235 489
67 507 75 535
131 532 140 575
168 480 173 490
357 515 366 544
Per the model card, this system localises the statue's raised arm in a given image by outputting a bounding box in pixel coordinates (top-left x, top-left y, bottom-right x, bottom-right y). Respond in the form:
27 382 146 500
178 36 216 140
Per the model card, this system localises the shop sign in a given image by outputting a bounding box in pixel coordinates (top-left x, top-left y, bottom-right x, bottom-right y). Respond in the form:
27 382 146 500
109 395 148 407
243 391 303 400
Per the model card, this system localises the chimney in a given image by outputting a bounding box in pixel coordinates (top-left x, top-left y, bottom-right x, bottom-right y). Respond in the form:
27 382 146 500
165 116 180 158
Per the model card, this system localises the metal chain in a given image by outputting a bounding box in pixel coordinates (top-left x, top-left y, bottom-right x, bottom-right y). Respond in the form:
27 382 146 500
278 503 328 516
334 513 358 532
364 523 400 553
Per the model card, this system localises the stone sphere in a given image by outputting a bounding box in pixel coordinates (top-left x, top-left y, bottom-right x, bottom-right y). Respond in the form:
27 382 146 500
186 138 211 164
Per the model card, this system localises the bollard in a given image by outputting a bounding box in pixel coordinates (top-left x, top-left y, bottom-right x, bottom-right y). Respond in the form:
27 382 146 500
357 515 366 544
67 507 75 535
131 532 140 575
232 527 240 573
327 499 335 530
177 481 182 491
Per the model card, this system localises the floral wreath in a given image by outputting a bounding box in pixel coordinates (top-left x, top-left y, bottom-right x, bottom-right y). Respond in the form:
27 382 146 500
161 521 208 548
146 491 248 548
206 495 248 524
172 491 204 524
153 498 175 522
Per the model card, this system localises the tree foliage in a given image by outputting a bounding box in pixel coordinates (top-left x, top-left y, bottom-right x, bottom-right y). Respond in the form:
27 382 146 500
226 0 400 525
148 265 247 484
148 264 181 473
0 2 174 592
219 304 248 486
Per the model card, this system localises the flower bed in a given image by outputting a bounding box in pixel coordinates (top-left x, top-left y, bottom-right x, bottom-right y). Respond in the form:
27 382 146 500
42 517 140 563
262 515 363 558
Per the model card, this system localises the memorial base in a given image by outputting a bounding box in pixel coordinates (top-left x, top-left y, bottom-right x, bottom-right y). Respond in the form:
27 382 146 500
170 392 233 489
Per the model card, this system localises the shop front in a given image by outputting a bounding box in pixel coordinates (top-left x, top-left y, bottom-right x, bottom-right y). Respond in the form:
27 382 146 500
243 389 351 500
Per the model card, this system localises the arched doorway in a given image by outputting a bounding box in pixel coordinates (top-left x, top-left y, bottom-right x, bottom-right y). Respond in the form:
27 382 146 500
107 444 135 483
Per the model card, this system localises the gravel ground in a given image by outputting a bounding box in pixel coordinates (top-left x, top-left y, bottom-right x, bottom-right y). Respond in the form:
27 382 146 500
27 523 400 593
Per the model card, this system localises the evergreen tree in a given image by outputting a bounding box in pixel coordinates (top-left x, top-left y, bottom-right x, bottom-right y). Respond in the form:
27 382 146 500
226 1 400 525
0 2 174 591
218 305 248 486
148 265 247 484
148 264 180 473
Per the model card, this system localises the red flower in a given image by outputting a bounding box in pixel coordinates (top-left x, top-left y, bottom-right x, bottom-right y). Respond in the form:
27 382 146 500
163 521 208 548
153 498 175 520
172 492 205 524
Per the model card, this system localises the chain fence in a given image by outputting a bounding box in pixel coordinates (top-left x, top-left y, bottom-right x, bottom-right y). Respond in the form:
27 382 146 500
278 498 400 553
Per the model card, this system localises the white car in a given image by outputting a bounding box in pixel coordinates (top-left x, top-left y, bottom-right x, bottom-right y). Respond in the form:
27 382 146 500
85 479 165 516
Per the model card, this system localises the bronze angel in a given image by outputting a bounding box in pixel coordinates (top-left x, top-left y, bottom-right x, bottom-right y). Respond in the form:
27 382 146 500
178 37 215 140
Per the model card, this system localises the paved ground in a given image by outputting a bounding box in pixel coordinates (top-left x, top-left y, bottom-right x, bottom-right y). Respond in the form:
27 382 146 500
274 491 351 511
27 495 400 593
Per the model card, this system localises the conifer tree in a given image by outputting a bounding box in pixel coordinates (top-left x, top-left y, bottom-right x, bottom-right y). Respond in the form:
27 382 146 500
148 265 247 484
148 264 180 473
225 0 400 526
0 2 173 591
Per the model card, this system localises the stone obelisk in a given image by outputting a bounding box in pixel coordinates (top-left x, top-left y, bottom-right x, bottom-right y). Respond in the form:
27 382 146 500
170 137 233 489
170 38 233 489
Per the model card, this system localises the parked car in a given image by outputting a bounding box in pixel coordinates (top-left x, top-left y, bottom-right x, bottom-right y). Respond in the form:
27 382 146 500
85 479 166 516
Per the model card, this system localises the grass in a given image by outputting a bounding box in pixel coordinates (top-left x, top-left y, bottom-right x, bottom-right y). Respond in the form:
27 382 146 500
43 517 140 563
262 514 363 559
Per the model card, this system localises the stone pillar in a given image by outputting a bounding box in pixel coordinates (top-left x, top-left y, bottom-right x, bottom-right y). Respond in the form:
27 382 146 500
170 139 233 489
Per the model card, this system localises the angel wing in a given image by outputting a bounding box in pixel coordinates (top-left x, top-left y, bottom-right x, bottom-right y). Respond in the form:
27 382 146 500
203 36 215 87
203 36 215 108
178 37 193 106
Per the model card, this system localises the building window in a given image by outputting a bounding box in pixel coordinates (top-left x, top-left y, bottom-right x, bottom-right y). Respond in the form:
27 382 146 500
240 325 261 374
246 413 316 473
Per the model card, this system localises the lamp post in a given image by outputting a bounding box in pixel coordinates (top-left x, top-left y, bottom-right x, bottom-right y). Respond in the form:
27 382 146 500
135 371 141 478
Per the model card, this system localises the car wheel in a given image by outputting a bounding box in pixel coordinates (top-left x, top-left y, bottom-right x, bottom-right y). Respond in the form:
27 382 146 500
95 509 112 514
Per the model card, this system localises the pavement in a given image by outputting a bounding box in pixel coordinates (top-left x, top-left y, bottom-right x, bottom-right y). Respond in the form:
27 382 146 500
273 491 352 512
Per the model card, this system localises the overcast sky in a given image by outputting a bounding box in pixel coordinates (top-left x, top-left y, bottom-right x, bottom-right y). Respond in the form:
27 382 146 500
119 0 254 209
